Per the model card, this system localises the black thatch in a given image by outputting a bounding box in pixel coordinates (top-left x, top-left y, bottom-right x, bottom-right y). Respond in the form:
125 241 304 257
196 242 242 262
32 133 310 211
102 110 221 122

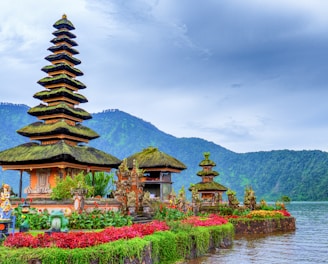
52 28 76 38
50 36 77 47
190 182 228 191
196 170 219 177
17 121 99 140
41 63 83 76
45 53 81 66
38 74 85 89
126 146 186 170
53 14 75 30
33 88 87 103
28 103 91 120
48 45 79 55
0 141 121 168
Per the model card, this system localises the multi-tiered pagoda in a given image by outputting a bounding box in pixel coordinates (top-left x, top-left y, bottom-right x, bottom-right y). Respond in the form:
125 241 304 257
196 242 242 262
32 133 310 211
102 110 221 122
0 15 121 198
190 152 227 206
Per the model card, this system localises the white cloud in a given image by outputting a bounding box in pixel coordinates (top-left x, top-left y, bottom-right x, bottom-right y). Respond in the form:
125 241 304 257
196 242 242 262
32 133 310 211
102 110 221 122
1 0 328 153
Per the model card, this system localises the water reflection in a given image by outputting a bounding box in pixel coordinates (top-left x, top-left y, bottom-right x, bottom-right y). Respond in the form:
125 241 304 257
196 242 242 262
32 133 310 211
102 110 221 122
184 202 328 264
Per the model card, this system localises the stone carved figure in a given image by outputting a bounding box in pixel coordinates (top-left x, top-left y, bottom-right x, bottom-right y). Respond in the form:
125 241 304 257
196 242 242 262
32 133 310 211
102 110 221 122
127 191 136 207
46 210 69 234
244 186 256 210
0 184 12 219
227 189 239 209
176 186 187 212
127 191 137 215
142 191 151 208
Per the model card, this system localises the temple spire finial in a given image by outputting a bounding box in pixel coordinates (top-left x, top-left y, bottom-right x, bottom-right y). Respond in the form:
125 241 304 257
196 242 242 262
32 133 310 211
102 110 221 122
62 14 67 19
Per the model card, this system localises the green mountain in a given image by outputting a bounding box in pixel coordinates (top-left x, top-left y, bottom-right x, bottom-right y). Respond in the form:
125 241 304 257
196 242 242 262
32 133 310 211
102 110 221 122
0 103 327 201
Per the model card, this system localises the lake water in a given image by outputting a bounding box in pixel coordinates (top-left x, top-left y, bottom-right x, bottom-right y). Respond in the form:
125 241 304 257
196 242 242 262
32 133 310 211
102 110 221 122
185 202 328 264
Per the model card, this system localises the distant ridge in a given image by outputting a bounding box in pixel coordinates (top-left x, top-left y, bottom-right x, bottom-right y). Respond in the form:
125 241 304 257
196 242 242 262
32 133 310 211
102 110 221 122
0 103 327 201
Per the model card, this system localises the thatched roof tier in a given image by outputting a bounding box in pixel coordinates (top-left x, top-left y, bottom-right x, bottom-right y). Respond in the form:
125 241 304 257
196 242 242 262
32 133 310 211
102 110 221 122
199 152 216 167
17 121 99 140
41 63 83 76
48 44 79 55
28 103 92 120
52 29 76 39
34 88 87 103
196 170 219 177
126 147 187 171
190 182 228 192
38 74 85 89
53 14 75 30
0 141 121 168
50 36 77 47
45 53 81 65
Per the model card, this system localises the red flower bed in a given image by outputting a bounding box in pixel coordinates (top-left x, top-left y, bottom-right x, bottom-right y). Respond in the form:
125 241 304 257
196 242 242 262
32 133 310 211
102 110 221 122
275 210 291 217
181 214 228 227
4 220 169 249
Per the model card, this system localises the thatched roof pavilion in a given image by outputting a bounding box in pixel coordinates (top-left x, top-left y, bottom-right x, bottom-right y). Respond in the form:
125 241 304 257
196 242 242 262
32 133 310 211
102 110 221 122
124 147 186 201
125 146 186 172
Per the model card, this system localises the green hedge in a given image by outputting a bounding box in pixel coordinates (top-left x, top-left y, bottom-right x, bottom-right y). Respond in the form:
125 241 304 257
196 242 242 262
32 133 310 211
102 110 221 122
0 223 234 264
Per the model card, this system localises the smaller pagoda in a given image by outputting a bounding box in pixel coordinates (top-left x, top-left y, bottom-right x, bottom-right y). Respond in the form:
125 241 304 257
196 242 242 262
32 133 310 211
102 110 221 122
190 152 227 206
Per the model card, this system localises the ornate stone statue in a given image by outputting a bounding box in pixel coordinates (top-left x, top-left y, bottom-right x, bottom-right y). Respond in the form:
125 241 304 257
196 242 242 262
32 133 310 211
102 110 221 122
244 186 256 210
227 189 239 209
127 191 137 215
142 191 152 217
176 186 187 212
0 184 12 219
142 191 151 208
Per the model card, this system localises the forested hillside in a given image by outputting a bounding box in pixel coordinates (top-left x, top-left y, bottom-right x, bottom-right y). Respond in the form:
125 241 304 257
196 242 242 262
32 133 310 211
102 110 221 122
0 103 327 201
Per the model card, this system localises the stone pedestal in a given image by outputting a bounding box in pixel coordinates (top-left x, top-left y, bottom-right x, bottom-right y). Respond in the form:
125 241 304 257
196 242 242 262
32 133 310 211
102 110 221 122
0 219 12 239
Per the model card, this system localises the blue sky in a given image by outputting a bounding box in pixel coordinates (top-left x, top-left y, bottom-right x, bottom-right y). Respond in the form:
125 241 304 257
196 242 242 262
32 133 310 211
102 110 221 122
1 0 328 153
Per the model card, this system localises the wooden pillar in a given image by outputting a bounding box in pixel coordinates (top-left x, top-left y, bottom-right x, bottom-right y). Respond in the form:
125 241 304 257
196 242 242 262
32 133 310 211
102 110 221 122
19 170 23 198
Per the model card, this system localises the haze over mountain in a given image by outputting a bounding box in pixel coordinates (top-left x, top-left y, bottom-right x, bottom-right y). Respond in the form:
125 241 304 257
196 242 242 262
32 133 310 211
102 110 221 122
0 103 327 201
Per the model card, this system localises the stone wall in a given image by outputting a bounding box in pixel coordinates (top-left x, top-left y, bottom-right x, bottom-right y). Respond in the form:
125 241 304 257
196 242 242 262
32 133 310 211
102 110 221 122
233 217 296 235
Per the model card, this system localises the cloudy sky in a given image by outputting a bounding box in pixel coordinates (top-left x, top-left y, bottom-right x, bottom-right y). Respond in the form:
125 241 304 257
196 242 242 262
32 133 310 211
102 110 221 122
1 0 328 153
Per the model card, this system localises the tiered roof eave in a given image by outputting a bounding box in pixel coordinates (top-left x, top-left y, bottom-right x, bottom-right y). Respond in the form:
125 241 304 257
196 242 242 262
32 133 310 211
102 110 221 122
0 141 121 170
17 121 99 140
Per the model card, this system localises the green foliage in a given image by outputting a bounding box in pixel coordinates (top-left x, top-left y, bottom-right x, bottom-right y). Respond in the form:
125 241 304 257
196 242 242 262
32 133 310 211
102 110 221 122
51 172 94 200
13 206 50 230
0 237 149 264
68 209 132 229
144 231 179 263
85 172 114 197
153 205 193 221
190 227 210 256
281 195 291 202
13 207 132 230
218 204 234 215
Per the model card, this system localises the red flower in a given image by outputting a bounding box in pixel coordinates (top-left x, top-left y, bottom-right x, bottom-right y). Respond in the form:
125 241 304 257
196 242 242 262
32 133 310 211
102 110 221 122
4 221 169 249
182 214 228 227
